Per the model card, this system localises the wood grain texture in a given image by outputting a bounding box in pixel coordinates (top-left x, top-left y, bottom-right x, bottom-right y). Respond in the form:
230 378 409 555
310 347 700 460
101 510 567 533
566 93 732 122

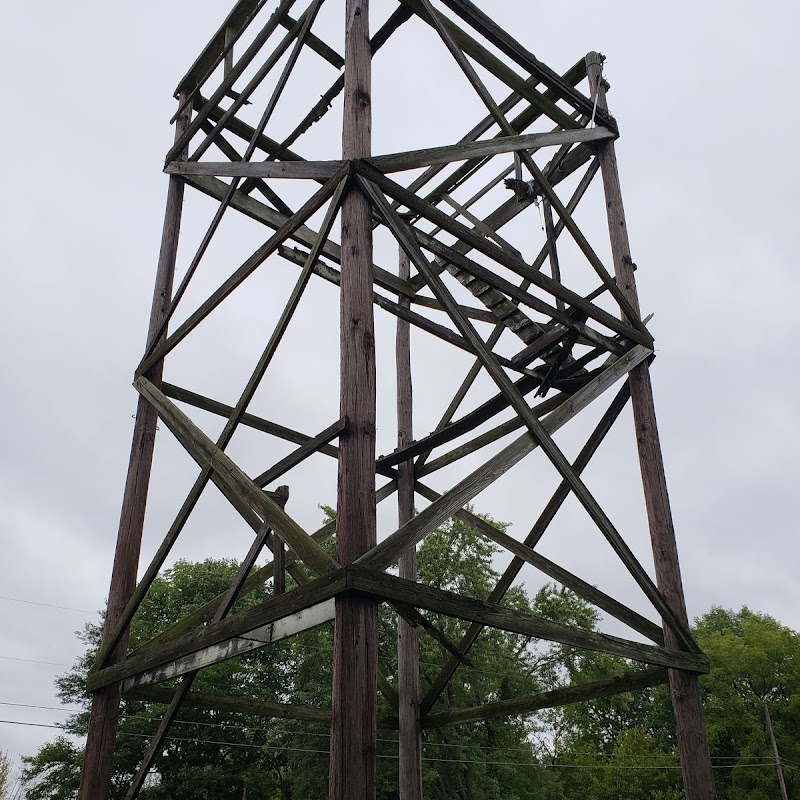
348 567 709 672
586 52 716 800
88 569 348 691
395 244 423 800
329 3 378 797
165 159 344 179
423 668 668 728
369 126 614 172
135 377 337 577
78 92 192 800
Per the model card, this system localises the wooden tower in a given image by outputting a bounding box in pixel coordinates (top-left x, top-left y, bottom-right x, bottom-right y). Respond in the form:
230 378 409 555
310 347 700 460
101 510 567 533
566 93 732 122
79 1 717 798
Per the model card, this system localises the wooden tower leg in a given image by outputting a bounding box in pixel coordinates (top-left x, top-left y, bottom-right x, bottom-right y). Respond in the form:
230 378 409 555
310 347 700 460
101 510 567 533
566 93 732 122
585 52 717 800
396 244 423 799
78 93 191 800
329 2 377 799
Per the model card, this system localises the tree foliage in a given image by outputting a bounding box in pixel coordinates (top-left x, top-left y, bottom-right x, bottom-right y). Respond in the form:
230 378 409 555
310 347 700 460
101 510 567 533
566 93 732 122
21 509 800 799
554 606 800 799
22 512 591 799
0 750 12 800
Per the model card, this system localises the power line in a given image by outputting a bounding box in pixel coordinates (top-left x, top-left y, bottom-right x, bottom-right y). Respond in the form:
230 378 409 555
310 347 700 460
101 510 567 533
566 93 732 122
0 719 792 773
0 596 97 615
0 655 72 668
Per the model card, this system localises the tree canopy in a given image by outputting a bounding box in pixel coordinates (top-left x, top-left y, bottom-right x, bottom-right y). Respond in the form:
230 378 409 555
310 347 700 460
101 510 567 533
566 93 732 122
21 511 800 800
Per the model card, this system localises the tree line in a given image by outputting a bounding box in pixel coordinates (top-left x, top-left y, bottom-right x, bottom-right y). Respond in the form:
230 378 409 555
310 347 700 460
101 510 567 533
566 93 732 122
20 512 799 799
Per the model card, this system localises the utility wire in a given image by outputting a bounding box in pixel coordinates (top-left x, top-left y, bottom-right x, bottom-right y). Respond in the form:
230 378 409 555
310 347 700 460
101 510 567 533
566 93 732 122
0 655 73 668
0 596 97 615
0 719 792 772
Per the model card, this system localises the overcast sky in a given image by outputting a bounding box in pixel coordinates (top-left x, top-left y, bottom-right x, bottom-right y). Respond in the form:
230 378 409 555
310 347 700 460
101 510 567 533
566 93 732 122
1 0 799 781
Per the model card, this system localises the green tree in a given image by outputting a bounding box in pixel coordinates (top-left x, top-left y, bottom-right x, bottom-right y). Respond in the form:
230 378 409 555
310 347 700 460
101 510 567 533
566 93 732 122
695 607 800 799
554 606 800 800
0 750 12 799
21 510 607 799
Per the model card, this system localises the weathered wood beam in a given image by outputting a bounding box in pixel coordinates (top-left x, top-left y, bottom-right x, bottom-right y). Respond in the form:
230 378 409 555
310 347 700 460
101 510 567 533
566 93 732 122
420 382 632 713
437 0 616 131
136 376 338 577
380 200 693 652
414 355 605 478
204 100 306 163
126 685 400 730
277 10 345 68
197 119 295 216
122 599 337 691
127 685 334 726
165 160 345 179
521 154 649 336
163 383 341 458
368 127 614 173
398 0 580 131
181 173 415 299
423 668 668 729
414 487 664 645
358 346 651 571
349 567 708 673
330 1 378 795
88 569 348 691
173 0 268 96
395 241 423 798
138 167 350 376
78 91 193 800
357 162 650 348
586 54 716 800
439 192 521 256
168 0 299 162
253 417 347 488
377 378 564 470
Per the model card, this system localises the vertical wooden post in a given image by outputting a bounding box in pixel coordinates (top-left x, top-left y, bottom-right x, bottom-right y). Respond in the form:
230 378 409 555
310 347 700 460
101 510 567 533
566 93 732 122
764 704 789 800
329 2 377 799
585 52 717 800
78 92 191 800
396 244 423 799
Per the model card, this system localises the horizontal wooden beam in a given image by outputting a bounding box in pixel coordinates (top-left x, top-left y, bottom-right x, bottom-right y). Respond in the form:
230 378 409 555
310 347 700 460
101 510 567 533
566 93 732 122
348 566 708 673
88 568 348 691
368 127 614 173
423 667 668 728
125 686 399 729
174 0 263 95
127 685 333 726
122 599 336 691
414 490 664 645
165 159 345 179
377 379 563 469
